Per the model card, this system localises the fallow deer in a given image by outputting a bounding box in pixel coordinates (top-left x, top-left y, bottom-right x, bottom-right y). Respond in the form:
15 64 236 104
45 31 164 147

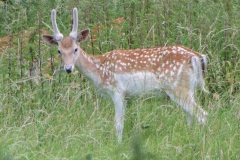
42 8 209 142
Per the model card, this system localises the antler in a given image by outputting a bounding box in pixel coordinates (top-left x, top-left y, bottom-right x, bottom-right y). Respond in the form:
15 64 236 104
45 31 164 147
51 9 63 41
69 8 78 39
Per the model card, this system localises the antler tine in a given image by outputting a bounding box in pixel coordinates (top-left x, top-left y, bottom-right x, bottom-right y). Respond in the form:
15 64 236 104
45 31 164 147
69 8 78 39
51 9 63 41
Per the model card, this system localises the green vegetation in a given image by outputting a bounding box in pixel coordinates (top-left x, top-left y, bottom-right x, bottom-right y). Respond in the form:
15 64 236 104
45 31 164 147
0 0 239 159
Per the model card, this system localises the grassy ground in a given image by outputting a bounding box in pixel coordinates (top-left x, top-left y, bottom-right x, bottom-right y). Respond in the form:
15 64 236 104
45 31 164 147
0 77 239 159
0 0 240 159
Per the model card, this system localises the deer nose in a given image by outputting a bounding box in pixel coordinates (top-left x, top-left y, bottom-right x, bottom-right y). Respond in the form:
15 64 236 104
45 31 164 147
64 65 74 73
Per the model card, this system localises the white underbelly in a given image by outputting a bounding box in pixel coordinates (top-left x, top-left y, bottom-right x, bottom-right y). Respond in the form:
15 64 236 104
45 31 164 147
114 72 164 97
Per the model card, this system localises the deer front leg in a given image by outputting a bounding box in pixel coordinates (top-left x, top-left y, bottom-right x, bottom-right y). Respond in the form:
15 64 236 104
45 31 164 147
112 91 127 142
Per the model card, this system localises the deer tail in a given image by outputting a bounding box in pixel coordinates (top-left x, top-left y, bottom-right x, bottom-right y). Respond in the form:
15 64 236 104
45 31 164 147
191 55 209 94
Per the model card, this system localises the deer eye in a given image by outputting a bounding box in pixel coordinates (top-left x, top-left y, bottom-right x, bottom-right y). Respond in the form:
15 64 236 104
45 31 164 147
74 48 78 53
58 50 61 54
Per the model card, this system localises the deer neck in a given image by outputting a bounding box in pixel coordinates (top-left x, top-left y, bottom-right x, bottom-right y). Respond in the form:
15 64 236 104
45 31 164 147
75 48 101 86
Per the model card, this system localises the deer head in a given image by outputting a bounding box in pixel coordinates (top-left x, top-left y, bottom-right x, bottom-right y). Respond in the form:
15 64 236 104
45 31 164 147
42 8 90 73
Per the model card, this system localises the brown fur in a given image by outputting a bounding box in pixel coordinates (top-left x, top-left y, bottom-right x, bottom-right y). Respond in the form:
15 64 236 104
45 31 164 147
61 37 73 48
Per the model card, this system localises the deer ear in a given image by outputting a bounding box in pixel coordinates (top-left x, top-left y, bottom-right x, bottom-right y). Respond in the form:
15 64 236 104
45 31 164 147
42 34 58 45
77 29 90 43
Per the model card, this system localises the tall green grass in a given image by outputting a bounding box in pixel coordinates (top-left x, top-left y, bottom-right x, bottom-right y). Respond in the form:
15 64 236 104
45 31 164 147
0 0 239 159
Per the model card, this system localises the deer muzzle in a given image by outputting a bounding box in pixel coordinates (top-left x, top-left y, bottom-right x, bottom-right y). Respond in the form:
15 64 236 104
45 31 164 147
64 65 74 74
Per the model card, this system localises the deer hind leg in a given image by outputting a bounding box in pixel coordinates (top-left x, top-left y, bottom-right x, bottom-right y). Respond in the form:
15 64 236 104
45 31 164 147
111 91 127 142
166 89 208 125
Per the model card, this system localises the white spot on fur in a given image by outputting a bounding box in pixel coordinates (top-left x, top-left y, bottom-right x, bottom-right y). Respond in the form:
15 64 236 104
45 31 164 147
159 73 165 78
